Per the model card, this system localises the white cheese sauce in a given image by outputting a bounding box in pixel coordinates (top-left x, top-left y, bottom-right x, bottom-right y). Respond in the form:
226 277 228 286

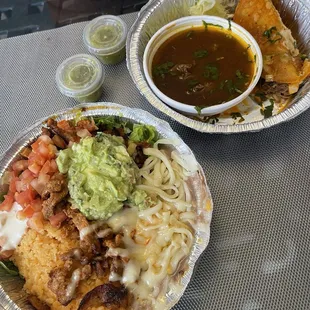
79 220 105 240
66 269 81 299
107 208 138 232
0 202 27 252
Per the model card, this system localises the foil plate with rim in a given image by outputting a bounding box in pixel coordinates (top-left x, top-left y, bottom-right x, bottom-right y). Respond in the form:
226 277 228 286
0 103 213 310
126 0 310 133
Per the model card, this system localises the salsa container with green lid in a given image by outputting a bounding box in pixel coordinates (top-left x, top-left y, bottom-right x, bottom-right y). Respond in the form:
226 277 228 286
55 54 105 103
83 15 128 65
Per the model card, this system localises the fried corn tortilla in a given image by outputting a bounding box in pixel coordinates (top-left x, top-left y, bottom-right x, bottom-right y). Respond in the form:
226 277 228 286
234 0 310 92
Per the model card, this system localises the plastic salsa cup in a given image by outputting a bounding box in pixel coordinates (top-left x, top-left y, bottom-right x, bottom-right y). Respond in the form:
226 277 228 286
55 54 105 103
83 15 127 65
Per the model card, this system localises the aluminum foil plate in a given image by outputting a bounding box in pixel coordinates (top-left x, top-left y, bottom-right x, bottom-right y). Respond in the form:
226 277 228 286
0 102 213 310
126 0 310 133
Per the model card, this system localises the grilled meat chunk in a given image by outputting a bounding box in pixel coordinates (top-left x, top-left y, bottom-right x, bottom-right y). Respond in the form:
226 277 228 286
41 174 68 219
78 283 128 310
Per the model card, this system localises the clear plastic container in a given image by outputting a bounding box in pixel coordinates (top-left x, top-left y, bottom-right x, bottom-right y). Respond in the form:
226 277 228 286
83 15 127 65
56 54 105 103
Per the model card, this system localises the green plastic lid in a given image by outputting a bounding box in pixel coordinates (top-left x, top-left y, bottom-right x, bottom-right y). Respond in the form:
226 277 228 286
83 15 127 56
56 54 104 97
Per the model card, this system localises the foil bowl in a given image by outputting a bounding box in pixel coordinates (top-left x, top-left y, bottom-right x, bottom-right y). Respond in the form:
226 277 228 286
126 0 310 133
0 102 213 310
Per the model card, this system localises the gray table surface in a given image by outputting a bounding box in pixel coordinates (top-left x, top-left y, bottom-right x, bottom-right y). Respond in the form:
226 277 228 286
1 11 310 310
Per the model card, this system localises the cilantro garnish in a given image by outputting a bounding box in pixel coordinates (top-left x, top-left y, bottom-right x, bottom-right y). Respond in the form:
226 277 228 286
193 49 208 58
231 112 245 123
194 106 207 115
227 19 232 31
220 79 242 94
207 116 219 124
300 54 308 60
186 30 193 38
153 61 174 78
236 70 245 80
202 20 223 29
203 64 219 80
188 79 200 88
260 99 274 118
263 26 282 44
235 70 249 84
93 116 132 133
252 92 267 105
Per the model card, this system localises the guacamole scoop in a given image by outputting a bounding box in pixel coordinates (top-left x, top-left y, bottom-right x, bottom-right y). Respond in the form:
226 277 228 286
56 133 148 220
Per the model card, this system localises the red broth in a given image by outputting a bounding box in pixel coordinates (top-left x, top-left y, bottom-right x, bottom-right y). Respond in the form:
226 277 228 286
152 24 255 109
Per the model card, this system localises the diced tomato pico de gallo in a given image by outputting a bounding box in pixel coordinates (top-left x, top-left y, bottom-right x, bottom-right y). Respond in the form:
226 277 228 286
0 134 59 223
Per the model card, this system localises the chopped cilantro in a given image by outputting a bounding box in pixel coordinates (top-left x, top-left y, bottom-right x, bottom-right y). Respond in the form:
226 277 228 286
227 18 232 31
231 112 245 123
253 92 267 104
221 79 242 94
93 116 132 133
207 116 219 124
260 99 274 118
236 70 244 79
203 64 219 80
194 49 208 58
254 54 257 62
263 26 282 44
197 114 220 124
188 79 200 88
235 70 249 84
202 20 223 29
219 80 225 89
195 106 219 125
153 61 174 78
186 30 193 38
195 106 207 115
246 44 251 50
300 54 308 60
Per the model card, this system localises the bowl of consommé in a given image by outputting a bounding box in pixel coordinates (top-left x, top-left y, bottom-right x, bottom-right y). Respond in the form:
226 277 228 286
143 16 263 116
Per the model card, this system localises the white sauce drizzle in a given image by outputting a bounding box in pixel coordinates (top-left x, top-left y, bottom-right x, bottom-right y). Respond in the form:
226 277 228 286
0 202 27 252
79 221 105 240
96 228 113 238
122 259 140 285
107 208 138 232
65 269 81 299
109 271 122 282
